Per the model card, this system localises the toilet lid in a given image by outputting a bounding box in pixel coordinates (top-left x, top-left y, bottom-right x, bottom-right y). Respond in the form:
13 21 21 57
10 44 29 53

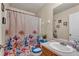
32 47 42 53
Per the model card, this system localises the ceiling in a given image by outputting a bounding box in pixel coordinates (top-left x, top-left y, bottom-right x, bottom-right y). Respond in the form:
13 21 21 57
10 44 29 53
9 3 79 15
54 3 79 15
9 3 46 14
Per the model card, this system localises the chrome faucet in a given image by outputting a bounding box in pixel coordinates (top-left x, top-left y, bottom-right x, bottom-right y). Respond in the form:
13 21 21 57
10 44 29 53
73 40 79 45
73 40 79 51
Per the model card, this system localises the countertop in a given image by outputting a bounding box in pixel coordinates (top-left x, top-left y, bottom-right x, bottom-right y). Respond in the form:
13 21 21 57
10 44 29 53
41 40 79 56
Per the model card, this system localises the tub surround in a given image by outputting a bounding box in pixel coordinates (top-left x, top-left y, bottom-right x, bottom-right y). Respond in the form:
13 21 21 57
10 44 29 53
41 40 79 56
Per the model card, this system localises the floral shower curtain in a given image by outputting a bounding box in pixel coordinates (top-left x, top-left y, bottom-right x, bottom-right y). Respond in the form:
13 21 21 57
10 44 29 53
4 10 39 56
6 10 39 37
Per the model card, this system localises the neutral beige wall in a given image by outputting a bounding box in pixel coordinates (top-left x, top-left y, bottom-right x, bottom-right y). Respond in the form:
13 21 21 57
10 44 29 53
54 5 79 39
0 3 8 56
0 4 2 45
36 3 62 40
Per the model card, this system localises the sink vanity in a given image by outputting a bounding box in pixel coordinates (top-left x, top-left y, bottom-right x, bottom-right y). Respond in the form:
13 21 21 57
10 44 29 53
40 40 79 56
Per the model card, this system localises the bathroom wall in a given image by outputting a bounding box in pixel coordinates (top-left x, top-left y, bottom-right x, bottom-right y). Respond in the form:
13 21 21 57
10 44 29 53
2 3 10 44
37 3 62 40
0 3 9 45
0 3 9 56
54 5 79 40
0 4 2 45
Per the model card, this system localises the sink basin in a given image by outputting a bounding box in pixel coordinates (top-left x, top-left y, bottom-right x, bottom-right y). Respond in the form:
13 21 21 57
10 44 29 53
49 42 74 52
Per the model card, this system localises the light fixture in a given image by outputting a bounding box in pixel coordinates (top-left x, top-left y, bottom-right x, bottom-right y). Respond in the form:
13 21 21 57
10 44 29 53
47 20 50 23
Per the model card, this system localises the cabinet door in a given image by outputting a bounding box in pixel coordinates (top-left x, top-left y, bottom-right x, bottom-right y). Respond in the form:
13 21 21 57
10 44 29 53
41 46 57 56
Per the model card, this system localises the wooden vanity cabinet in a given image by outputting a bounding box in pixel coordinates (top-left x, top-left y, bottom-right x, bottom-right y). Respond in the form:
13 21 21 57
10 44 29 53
41 46 58 56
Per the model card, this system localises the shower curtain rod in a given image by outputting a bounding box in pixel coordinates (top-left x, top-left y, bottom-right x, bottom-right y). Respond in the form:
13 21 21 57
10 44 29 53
6 9 38 17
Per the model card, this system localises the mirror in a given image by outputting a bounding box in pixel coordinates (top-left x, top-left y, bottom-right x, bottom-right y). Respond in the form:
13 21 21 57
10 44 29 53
53 3 79 40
